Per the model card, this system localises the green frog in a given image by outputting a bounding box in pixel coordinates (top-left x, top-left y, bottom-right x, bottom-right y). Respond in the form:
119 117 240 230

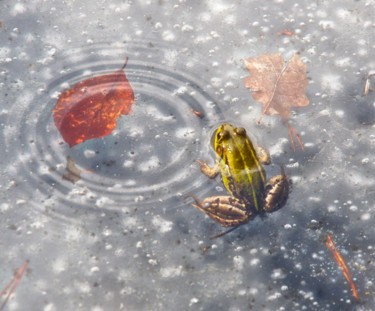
187 123 289 238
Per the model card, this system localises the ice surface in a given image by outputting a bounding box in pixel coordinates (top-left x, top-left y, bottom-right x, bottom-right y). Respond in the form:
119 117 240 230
1 0 375 310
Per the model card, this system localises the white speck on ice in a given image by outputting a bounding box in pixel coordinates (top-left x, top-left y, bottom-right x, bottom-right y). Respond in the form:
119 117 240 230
336 8 357 23
268 138 289 157
102 228 112 236
199 12 211 22
361 213 370 221
210 77 222 87
146 105 175 122
123 160 134 168
189 297 199 306
84 150 96 158
224 15 235 25
95 197 115 208
318 20 335 30
250 258 260 266
233 255 245 270
316 9 328 18
207 0 232 14
175 127 195 139
335 57 351 67
0 203 11 212
321 74 343 95
0 47 11 58
334 110 345 118
361 158 369 164
52 258 67 274
123 216 138 229
43 303 57 311
327 205 337 212
162 30 175 41
138 156 160 172
65 226 83 242
148 259 158 265
267 292 282 301
172 86 188 96
11 3 26 16
152 215 173 233
75 280 91 294
160 265 184 278
163 49 179 66
271 268 287 280
181 24 194 32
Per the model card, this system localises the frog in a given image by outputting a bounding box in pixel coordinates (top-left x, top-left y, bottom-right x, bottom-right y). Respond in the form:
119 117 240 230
187 123 289 238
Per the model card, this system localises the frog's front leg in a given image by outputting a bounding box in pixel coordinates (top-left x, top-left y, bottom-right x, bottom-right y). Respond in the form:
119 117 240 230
186 195 252 227
256 145 271 165
195 159 220 179
263 166 289 213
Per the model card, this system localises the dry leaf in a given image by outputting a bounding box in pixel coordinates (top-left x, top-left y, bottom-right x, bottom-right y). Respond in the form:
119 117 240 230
53 58 134 147
243 53 309 151
243 53 309 123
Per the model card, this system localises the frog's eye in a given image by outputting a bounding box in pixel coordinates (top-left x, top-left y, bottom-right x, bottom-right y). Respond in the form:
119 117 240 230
235 127 246 136
210 128 229 148
217 130 229 141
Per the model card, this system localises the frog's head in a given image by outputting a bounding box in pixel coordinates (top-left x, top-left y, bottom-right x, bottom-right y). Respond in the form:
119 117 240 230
211 123 248 158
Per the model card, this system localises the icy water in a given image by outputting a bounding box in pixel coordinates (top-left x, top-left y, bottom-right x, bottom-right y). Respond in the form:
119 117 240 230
1 1 375 310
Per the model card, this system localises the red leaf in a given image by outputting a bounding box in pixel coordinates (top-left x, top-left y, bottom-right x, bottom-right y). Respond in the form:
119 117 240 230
53 58 134 147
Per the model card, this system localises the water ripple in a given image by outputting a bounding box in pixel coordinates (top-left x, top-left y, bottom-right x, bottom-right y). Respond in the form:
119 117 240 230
3 41 224 220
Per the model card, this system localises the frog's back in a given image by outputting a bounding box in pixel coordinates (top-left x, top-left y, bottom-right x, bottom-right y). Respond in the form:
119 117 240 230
218 124 266 212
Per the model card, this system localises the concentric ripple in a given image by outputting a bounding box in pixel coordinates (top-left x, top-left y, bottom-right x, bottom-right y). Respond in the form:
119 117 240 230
3 41 225 218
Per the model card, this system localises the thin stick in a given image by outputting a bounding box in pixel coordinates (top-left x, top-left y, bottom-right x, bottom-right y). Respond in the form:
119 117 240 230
210 226 241 239
121 57 129 70
325 235 359 301
0 260 29 311
285 120 304 152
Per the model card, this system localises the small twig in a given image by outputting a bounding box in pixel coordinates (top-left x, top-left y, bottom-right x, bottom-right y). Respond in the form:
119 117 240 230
0 260 29 311
121 57 129 70
325 235 359 302
284 120 304 152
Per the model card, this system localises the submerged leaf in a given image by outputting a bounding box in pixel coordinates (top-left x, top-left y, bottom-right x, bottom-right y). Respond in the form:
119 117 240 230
244 53 309 123
243 53 309 151
53 58 134 147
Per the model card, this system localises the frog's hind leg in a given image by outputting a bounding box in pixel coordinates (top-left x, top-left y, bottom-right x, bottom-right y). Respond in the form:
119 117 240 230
185 195 251 238
263 166 289 213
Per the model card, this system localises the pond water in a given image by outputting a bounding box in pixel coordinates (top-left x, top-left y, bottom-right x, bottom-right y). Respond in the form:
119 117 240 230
1 1 375 310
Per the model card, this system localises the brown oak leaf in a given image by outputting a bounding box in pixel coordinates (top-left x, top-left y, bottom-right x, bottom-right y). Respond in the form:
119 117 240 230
243 53 309 123
243 53 309 151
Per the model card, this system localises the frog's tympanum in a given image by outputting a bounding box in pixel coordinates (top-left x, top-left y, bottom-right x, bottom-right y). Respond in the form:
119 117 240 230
187 123 289 238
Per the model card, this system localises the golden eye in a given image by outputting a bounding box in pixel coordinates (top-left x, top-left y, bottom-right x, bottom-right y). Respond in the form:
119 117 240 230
217 130 229 140
234 127 246 136
211 127 229 148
